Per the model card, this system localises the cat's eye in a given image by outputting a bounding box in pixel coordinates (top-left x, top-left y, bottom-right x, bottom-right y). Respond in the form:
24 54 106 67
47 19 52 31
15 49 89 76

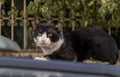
37 33 42 36
48 33 52 37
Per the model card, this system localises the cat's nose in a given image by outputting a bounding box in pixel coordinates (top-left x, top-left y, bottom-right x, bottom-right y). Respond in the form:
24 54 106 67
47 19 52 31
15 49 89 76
41 40 46 44
40 39 51 46
41 40 45 43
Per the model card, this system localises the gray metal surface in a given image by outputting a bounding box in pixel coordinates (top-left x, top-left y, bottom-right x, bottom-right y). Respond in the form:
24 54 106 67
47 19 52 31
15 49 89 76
0 56 120 77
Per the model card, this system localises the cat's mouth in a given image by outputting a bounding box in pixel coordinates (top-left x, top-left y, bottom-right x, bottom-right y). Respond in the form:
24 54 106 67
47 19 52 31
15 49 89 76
40 42 58 49
40 44 51 48
41 45 51 49
39 41 51 48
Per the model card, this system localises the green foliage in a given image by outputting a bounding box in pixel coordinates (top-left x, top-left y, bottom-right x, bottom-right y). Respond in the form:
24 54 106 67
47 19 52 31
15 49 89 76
10 6 19 16
65 0 80 10
98 0 120 30
99 0 118 18
26 0 120 33
1 0 120 34
2 0 120 48
27 1 39 17
0 0 5 4
27 0 64 17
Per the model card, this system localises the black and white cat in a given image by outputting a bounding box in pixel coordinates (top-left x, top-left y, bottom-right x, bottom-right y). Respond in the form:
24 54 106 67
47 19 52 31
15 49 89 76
32 22 119 65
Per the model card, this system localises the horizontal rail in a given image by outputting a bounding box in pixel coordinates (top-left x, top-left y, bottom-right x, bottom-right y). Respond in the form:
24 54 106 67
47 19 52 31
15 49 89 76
0 56 120 77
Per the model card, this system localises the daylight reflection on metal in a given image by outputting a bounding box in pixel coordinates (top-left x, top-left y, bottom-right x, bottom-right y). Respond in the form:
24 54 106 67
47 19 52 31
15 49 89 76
0 56 120 77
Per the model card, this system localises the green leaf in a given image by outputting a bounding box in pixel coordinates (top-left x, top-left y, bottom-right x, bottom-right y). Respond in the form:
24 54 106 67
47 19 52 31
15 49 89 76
88 0 96 6
0 0 5 4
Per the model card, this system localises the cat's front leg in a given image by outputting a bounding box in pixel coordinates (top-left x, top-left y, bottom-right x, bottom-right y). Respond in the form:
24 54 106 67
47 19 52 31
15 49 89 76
34 57 48 61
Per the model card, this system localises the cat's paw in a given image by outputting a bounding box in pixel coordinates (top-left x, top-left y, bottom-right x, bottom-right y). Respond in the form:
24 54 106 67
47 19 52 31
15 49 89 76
83 59 109 64
34 57 48 61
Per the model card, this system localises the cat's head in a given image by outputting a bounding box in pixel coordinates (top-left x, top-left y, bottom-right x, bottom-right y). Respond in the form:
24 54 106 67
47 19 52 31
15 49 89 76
32 21 63 55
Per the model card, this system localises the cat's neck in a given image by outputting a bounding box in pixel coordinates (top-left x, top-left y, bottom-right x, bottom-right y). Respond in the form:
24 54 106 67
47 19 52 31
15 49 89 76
41 38 64 55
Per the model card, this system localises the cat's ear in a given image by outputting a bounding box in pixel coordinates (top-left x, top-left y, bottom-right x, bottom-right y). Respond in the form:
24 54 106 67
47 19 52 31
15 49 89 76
31 20 39 31
54 22 63 32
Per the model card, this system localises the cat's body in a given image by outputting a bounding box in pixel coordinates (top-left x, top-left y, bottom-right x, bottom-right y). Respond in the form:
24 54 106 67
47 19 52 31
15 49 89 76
33 22 119 65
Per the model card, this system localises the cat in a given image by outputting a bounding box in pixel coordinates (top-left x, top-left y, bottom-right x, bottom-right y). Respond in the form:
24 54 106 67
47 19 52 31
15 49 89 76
32 22 119 65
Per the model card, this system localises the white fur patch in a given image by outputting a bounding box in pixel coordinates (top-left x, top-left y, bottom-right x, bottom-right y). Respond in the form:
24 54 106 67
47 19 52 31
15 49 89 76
34 32 51 47
34 32 64 55
34 57 48 61
41 38 64 55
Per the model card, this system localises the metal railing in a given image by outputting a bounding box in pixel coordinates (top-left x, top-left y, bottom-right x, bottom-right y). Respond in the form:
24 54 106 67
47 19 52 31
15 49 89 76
0 0 80 51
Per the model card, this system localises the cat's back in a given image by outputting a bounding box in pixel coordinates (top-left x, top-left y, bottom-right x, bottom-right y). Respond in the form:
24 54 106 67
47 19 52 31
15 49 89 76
64 27 97 51
64 26 107 40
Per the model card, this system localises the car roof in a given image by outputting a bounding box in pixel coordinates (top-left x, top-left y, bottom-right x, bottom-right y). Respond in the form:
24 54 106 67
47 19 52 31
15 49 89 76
0 56 120 77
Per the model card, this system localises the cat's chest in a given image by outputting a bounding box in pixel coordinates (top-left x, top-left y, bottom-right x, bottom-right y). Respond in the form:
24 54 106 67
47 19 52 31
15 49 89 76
41 38 64 55
44 42 78 61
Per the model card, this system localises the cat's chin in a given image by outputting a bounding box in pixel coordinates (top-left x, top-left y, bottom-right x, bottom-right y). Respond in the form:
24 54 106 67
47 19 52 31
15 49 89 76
40 45 51 49
40 39 64 55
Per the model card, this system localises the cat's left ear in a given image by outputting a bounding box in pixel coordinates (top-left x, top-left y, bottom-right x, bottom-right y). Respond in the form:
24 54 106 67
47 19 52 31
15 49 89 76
54 22 63 32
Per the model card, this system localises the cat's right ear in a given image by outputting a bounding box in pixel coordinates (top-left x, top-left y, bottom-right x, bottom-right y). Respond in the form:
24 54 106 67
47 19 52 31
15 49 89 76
54 22 63 32
31 20 39 31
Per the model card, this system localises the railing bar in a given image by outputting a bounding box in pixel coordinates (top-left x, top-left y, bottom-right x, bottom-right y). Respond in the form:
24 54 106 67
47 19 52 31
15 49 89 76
2 17 10 20
23 0 27 49
0 2 1 36
0 22 1 36
71 10 75 31
11 23 14 40
11 0 15 40
0 1 82 51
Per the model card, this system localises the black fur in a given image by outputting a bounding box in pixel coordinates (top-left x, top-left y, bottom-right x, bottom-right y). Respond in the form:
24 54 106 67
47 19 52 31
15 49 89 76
33 23 119 65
